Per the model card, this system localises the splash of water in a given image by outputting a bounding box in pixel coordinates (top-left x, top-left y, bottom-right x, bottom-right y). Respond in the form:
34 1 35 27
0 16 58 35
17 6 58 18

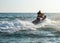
0 18 60 33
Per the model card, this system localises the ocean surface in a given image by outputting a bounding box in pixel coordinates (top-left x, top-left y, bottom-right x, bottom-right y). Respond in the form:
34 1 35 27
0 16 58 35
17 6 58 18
0 13 60 43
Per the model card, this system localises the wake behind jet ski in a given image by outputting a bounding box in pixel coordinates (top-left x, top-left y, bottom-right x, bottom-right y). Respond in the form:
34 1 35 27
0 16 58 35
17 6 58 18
32 10 46 24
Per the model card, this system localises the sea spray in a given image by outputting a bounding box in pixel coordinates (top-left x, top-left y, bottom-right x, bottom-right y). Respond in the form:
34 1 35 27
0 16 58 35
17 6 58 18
0 18 59 33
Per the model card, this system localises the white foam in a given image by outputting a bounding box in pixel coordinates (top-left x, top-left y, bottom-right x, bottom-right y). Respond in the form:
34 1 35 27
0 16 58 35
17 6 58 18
0 18 60 33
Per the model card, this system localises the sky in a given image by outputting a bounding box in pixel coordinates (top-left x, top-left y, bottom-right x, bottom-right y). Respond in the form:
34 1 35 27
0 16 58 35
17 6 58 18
0 0 60 13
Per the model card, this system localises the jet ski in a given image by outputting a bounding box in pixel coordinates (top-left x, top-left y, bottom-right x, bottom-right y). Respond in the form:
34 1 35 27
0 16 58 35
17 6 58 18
32 16 46 25
32 18 43 24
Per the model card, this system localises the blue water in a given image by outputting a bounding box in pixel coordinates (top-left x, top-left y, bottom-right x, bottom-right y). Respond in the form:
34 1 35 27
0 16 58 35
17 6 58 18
0 13 60 43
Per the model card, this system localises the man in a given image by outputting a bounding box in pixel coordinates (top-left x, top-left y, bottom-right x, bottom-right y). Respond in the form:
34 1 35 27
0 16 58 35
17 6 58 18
32 10 46 24
37 11 46 21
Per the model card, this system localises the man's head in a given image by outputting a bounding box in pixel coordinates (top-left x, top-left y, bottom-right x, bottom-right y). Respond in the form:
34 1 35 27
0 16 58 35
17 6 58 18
37 11 41 14
37 11 44 17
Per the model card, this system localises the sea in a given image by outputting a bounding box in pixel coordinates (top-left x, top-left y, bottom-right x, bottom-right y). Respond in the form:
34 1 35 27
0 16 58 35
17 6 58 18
0 13 60 43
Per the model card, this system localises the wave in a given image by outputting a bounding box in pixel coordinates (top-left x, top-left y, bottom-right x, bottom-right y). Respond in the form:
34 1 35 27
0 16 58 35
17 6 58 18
0 18 60 33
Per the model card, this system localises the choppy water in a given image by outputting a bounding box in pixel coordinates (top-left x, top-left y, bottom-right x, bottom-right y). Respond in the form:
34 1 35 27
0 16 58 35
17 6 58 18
0 13 60 43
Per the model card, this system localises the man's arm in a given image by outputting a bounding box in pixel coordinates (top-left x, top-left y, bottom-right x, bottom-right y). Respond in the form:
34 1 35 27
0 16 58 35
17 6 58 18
42 15 46 20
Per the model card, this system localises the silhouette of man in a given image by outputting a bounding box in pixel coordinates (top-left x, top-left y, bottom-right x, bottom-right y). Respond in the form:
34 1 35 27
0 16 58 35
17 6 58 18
32 10 46 24
37 11 46 21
